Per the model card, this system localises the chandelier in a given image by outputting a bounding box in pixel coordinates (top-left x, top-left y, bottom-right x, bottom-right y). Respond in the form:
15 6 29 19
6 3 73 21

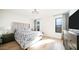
32 9 39 14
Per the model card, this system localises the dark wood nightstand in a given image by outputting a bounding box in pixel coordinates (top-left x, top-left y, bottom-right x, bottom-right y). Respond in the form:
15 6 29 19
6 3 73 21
1 33 15 44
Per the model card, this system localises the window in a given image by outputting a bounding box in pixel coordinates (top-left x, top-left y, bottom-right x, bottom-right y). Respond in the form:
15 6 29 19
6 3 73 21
55 18 63 33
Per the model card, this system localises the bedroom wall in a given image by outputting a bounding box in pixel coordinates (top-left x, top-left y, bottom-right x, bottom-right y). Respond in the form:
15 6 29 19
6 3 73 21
0 9 76 38
40 14 63 38
31 9 77 38
31 9 69 37
0 9 33 31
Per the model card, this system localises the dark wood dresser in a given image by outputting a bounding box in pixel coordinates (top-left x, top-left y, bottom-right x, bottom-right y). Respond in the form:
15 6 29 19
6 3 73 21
1 33 15 44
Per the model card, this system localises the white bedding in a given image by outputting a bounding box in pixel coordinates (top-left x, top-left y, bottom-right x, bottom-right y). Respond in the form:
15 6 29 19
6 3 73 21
12 22 43 49
15 30 43 49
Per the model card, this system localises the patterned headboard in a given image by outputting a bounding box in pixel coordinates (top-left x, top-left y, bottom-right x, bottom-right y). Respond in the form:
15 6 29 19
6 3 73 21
11 22 30 33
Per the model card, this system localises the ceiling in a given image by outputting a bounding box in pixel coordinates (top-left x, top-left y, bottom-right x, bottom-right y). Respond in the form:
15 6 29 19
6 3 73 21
0 9 77 16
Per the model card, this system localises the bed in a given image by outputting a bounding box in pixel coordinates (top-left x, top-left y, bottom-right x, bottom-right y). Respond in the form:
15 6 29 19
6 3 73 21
12 22 65 50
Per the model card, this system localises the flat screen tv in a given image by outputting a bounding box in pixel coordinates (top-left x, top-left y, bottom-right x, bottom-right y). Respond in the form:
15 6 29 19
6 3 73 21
69 10 79 29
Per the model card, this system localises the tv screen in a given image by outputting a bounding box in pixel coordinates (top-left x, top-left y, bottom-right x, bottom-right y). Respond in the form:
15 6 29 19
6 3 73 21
69 10 79 29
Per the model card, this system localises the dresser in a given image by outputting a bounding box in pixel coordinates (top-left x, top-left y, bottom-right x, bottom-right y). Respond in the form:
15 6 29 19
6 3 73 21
0 35 2 44
1 33 15 44
63 30 77 50
0 32 3 44
77 35 79 50
0 33 15 44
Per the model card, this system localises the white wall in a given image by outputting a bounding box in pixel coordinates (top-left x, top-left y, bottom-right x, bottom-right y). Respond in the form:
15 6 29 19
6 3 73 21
0 9 33 30
32 9 77 38
31 9 69 37
69 9 77 16
0 9 76 38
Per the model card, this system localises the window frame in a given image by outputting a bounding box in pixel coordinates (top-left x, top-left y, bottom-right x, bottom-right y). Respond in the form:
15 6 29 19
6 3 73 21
55 17 63 33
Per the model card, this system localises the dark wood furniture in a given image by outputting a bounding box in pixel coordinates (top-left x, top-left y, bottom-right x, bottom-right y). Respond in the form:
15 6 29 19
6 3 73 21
1 33 15 44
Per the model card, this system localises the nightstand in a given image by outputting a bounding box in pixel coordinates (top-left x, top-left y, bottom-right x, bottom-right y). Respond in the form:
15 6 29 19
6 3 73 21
1 33 15 44
0 35 2 44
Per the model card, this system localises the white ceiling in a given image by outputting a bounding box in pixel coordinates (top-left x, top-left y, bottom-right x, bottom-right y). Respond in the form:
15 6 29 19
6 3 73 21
0 9 77 16
0 9 73 14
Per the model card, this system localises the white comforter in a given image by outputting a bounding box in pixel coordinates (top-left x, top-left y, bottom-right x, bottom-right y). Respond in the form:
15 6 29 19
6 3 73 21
15 30 43 49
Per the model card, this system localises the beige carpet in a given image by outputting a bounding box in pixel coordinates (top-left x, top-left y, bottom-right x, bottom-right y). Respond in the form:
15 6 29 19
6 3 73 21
0 41 22 50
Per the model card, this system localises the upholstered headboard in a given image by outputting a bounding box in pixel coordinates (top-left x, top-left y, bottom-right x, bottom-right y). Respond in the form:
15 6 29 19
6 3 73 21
11 22 30 33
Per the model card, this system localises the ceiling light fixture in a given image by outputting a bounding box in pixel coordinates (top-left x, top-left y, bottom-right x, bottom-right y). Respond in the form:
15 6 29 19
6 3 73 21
32 9 39 14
